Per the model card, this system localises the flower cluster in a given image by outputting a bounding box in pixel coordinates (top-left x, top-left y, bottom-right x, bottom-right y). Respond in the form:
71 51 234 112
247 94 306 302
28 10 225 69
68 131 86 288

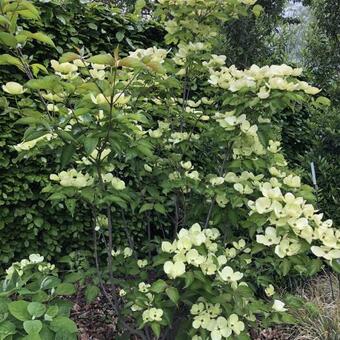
248 174 340 260
191 300 245 339
111 247 133 258
162 224 247 289
5 254 54 279
207 63 321 97
50 169 94 188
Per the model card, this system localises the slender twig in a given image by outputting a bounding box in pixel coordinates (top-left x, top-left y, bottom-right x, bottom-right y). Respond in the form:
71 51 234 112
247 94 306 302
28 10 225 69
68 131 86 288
147 212 152 260
204 149 230 228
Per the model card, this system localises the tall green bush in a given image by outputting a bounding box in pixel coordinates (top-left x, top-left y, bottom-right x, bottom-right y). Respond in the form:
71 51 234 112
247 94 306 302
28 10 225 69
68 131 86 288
0 0 163 267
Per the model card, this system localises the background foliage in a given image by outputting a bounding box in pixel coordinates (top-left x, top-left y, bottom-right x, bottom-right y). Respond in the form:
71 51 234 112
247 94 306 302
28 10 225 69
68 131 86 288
0 0 163 266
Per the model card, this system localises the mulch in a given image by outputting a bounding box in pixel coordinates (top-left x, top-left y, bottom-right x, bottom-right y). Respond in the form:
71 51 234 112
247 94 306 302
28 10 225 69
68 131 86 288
69 288 292 340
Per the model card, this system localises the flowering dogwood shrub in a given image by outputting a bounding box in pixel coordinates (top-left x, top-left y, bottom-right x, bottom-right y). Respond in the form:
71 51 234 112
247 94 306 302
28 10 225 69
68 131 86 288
1 0 339 338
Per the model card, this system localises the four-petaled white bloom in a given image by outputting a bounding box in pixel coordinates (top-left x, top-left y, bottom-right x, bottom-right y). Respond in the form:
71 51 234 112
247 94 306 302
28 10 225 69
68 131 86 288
272 300 287 312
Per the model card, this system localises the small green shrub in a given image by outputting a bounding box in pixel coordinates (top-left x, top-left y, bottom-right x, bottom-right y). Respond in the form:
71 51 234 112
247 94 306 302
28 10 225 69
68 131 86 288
0 255 78 340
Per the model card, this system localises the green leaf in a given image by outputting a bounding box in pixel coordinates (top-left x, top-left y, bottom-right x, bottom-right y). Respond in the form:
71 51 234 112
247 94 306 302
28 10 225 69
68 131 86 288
85 285 100 304
45 305 59 321
252 4 263 17
154 203 166 214
134 0 146 16
40 276 61 290
64 272 83 284
88 54 114 65
166 287 179 305
15 117 49 127
55 331 77 340
55 283 76 296
184 272 194 288
25 76 60 90
50 316 77 334
60 144 76 168
8 300 30 321
115 31 125 42
0 15 11 26
17 9 39 20
315 96 331 106
31 32 55 47
31 63 48 77
65 199 76 217
151 279 167 293
20 1 40 18
39 325 54 340
150 322 160 338
139 203 154 213
59 52 80 63
0 54 24 71
118 57 145 69
0 321 16 338
279 259 291 276
330 259 340 274
0 32 16 48
84 137 99 155
57 131 77 144
23 320 42 335
27 302 46 318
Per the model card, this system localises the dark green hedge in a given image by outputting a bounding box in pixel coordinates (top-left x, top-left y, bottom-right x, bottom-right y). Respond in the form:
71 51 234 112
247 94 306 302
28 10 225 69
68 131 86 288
0 0 163 267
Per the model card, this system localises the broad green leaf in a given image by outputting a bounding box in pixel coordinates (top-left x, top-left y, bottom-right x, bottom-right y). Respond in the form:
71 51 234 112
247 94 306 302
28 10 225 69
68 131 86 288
154 203 166 214
151 279 167 293
166 287 179 305
60 144 76 169
8 300 30 321
39 325 54 340
150 322 160 338
252 4 263 17
0 15 11 26
31 63 48 77
25 76 60 90
15 117 49 127
55 283 76 296
65 199 76 217
134 0 146 16
27 302 46 318
50 316 77 333
57 131 77 144
315 96 331 106
84 137 99 155
116 31 124 42
59 52 80 63
139 203 154 213
85 285 100 304
0 32 16 47
184 272 194 288
88 54 114 65
279 259 291 276
63 272 83 283
17 9 40 20
40 276 61 290
20 1 40 18
0 54 24 71
0 321 16 338
330 259 340 274
118 57 144 69
31 32 55 47
23 320 42 335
